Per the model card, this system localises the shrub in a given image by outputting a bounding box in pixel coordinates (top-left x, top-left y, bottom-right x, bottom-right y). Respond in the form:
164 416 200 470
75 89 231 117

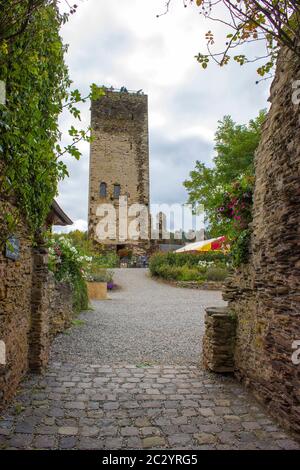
93 252 119 268
177 266 203 282
216 176 254 266
149 251 228 275
72 275 89 313
155 265 183 281
205 266 228 282
86 268 114 283
53 232 119 268
47 236 92 312
149 251 229 283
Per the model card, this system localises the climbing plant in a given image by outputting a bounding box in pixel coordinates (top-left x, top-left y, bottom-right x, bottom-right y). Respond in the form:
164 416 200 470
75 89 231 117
0 1 77 43
0 2 104 246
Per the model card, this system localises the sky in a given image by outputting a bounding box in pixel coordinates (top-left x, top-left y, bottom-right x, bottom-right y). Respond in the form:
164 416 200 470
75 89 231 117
56 0 270 233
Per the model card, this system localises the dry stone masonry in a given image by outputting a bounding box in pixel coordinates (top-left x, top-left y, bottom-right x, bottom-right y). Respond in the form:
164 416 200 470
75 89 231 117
223 42 300 434
202 307 237 373
0 200 74 409
0 201 33 407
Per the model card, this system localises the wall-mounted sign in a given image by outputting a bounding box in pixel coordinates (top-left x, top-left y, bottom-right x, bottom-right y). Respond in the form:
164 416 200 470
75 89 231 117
5 236 20 261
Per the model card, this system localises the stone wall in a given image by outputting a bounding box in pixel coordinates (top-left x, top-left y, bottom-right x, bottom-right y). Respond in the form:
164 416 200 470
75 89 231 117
223 43 300 433
49 278 73 340
203 307 236 373
0 206 74 408
0 201 32 407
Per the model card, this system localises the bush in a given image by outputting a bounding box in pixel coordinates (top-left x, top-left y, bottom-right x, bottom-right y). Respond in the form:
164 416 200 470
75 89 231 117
155 251 226 268
47 236 92 312
149 251 228 274
93 252 119 268
155 265 183 281
72 275 89 313
205 267 228 282
86 268 114 283
53 232 119 268
177 266 203 282
149 251 229 283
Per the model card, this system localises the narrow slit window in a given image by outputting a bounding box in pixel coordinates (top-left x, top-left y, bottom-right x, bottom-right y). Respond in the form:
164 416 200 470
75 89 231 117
114 184 121 199
100 182 107 197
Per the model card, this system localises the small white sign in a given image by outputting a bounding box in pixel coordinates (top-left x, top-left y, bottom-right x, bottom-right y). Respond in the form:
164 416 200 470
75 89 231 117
0 80 6 105
0 340 6 365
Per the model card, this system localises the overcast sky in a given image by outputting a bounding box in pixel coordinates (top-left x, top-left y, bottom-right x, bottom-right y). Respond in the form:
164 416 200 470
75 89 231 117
56 0 270 232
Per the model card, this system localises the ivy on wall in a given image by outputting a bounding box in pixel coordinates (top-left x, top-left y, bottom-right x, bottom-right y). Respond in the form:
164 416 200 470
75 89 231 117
0 3 103 245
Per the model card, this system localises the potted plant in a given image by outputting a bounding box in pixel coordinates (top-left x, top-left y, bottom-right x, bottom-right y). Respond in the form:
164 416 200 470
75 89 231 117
86 268 109 300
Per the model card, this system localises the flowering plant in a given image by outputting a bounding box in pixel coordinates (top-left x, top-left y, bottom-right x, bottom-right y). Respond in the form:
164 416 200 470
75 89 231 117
198 260 215 268
216 175 254 266
47 236 92 312
48 236 92 283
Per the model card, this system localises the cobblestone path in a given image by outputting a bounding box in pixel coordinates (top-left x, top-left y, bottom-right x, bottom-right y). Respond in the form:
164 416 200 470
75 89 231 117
0 270 299 450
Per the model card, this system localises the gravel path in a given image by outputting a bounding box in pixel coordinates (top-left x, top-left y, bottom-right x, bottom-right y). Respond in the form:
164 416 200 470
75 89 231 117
2 269 299 450
51 269 226 366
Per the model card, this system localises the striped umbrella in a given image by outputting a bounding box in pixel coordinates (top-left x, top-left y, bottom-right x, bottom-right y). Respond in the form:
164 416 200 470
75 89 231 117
175 236 227 253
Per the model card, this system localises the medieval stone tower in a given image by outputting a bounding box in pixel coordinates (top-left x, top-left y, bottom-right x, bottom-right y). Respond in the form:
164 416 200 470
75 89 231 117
88 89 150 254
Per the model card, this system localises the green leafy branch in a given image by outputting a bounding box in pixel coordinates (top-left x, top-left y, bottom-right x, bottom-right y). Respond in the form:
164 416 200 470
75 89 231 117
158 1 300 75
0 3 104 247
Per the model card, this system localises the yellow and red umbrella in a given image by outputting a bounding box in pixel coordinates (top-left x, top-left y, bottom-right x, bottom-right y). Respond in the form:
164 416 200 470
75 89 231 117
175 236 227 253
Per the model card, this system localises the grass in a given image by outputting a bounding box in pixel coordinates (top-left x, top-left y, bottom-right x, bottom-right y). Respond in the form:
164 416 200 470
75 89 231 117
13 403 25 415
71 319 86 327
135 361 153 368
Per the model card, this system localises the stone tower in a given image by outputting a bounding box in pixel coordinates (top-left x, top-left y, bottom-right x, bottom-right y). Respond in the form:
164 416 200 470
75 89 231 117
88 89 150 254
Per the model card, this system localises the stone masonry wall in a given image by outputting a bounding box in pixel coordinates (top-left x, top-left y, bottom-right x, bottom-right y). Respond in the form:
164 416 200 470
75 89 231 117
0 201 32 407
0 202 74 408
49 278 73 340
203 307 237 373
223 43 300 433
88 91 150 253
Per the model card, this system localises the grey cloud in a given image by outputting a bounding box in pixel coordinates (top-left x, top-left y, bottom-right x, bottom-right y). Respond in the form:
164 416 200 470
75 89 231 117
150 132 212 205
56 0 270 228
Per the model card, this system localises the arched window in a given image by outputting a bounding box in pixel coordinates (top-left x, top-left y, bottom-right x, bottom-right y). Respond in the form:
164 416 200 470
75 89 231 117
114 184 121 199
100 182 107 197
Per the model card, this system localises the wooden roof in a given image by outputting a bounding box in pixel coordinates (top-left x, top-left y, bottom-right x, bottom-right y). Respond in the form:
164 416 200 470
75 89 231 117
46 200 73 227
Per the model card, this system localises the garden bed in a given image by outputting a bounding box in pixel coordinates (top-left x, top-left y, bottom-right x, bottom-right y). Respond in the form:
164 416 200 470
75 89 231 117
149 251 229 286
153 276 224 290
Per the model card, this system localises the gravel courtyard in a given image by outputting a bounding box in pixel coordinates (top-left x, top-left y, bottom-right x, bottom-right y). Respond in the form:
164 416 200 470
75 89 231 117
51 268 226 366
0 269 299 450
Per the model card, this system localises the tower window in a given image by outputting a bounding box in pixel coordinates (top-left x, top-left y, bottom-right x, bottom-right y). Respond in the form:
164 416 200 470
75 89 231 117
100 182 107 197
114 184 121 199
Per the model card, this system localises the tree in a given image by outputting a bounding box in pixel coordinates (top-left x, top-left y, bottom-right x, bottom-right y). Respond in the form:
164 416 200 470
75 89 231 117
0 1 78 44
158 1 300 76
0 2 104 246
183 110 266 237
